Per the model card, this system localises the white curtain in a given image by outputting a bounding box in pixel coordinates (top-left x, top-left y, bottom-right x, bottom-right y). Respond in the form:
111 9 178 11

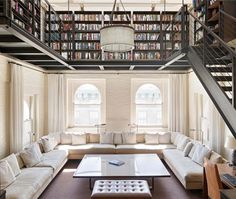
168 74 188 134
48 74 66 133
10 63 24 153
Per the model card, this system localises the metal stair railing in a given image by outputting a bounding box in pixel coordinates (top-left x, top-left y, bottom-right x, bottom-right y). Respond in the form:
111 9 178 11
187 9 236 105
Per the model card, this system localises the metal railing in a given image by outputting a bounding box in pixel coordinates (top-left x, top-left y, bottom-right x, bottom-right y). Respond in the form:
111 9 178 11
188 9 236 102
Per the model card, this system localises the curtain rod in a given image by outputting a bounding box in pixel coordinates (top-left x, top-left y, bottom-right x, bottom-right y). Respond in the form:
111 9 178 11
8 61 46 74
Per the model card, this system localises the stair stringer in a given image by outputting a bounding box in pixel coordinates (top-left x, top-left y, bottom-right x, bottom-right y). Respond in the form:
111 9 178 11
188 46 236 138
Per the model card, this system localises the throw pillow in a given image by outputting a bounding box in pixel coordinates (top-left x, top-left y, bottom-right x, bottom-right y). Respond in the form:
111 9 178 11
0 160 16 190
20 144 42 167
41 137 57 152
188 143 198 159
191 145 211 166
145 133 159 145
60 133 72 144
209 152 223 164
122 132 136 144
183 142 193 157
100 132 114 144
173 133 183 146
89 133 100 143
113 133 123 145
177 136 190 151
2 154 21 177
136 133 145 143
158 132 171 144
72 134 87 145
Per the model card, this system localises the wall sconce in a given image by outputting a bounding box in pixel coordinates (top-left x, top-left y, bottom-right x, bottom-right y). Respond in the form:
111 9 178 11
94 123 106 134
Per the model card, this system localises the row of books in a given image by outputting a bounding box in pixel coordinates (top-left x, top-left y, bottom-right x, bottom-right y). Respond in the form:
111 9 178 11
104 14 130 22
75 24 101 31
74 33 100 40
75 52 101 60
47 14 60 21
103 52 132 60
134 52 161 60
135 43 160 50
134 24 160 31
58 14 73 21
162 14 176 21
135 33 160 40
62 43 73 50
133 14 161 21
62 24 73 31
75 43 100 50
61 52 73 60
75 14 102 21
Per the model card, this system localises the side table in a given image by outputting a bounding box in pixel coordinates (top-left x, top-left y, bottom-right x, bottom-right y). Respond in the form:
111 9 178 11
0 190 6 199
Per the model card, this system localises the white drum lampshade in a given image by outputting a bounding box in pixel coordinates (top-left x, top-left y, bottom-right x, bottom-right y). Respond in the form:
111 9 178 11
100 25 135 52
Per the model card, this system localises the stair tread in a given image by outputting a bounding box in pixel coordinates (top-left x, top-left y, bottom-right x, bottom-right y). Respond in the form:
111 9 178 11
214 76 232 81
208 67 232 72
221 86 232 91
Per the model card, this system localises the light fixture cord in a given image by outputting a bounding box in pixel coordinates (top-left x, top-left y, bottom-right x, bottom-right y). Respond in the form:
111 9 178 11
119 0 131 21
110 0 130 24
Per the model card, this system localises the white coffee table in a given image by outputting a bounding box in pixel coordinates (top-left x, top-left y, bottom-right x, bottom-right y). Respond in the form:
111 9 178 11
73 154 170 190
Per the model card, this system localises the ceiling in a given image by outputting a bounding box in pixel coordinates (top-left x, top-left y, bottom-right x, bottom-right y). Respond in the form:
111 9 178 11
47 0 192 11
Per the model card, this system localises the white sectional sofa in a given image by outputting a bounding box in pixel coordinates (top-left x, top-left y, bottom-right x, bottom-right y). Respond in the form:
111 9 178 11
0 131 225 199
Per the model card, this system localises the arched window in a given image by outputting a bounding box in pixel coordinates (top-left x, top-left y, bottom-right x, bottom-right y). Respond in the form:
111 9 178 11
135 84 162 125
74 84 101 126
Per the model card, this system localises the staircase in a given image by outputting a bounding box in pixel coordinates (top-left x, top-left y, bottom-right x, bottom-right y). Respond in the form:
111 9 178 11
186 9 236 138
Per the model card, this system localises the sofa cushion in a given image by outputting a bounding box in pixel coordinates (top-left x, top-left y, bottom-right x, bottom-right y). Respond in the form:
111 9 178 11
48 132 61 144
35 150 67 171
183 142 193 157
188 143 199 159
0 160 16 190
61 133 72 144
158 132 171 144
72 134 87 145
113 133 123 145
171 132 179 143
20 143 42 167
173 133 184 145
163 149 203 183
177 136 190 151
192 145 211 166
56 144 116 155
122 132 136 144
145 133 159 144
15 153 25 169
5 167 53 199
100 132 114 144
2 153 21 177
116 144 176 155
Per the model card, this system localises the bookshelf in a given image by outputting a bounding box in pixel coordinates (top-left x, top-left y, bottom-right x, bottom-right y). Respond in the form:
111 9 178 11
74 11 102 61
161 11 180 59
133 11 161 60
11 0 41 39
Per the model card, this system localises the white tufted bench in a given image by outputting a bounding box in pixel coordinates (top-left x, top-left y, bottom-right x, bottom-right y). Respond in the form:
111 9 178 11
91 180 152 199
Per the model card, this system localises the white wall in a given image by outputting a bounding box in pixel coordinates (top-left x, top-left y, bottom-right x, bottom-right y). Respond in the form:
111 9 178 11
188 71 233 159
0 55 46 158
65 73 170 133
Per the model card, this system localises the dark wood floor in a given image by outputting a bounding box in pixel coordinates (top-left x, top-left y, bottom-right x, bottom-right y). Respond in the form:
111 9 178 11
39 160 203 199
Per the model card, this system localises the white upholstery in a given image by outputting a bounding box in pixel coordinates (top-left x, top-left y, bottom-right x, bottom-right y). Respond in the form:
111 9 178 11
91 180 152 198
35 150 67 171
5 167 53 199
163 149 203 189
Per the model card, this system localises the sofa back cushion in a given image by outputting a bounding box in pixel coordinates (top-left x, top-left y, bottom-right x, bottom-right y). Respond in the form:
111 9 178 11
41 137 58 152
72 134 87 145
88 133 100 143
145 133 159 145
0 160 16 190
113 133 123 145
173 133 184 146
158 132 171 144
15 153 25 169
136 133 145 143
48 132 61 144
122 132 136 144
61 133 72 144
192 145 211 166
2 154 21 177
171 132 181 144
100 132 114 144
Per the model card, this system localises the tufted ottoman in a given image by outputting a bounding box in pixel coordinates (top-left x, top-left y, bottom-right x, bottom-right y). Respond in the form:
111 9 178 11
91 180 152 199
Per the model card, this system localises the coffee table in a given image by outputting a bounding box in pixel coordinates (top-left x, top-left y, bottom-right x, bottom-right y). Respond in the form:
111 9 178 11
73 154 170 190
